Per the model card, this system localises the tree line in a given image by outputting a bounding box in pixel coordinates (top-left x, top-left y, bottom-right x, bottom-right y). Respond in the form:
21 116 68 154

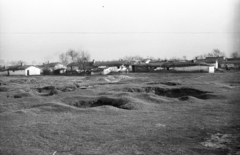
59 49 91 65
0 49 239 67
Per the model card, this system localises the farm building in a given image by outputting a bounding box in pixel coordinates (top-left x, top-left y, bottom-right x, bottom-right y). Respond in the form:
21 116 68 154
2 64 41 76
195 56 226 69
221 58 240 69
67 60 95 74
92 61 130 75
132 61 215 73
38 62 67 75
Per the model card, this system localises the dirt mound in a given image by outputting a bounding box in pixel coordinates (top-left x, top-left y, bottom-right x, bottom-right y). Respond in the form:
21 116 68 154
30 102 80 113
201 133 240 154
0 86 8 92
9 78 29 84
7 92 34 98
97 75 133 82
124 87 214 100
57 85 77 92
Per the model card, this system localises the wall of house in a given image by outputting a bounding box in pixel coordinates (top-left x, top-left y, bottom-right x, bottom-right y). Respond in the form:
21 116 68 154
172 66 209 72
24 67 41 76
67 66 78 71
54 64 67 70
7 70 25 75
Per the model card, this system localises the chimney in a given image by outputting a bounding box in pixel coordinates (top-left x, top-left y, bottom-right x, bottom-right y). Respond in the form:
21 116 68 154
48 61 49 64
92 59 95 64
43 63 45 66
21 63 24 66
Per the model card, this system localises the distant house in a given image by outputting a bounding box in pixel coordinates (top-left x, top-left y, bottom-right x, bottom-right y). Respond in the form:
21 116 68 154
132 61 215 73
92 61 130 75
67 61 95 73
194 57 226 69
2 63 41 76
38 62 67 75
221 58 240 69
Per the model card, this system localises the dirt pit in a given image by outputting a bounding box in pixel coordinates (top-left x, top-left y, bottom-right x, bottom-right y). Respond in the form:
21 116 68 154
124 87 214 99
0 86 8 92
35 86 58 96
63 96 133 110
147 81 181 86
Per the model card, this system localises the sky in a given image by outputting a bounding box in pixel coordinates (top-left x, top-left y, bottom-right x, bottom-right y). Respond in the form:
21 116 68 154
0 0 239 64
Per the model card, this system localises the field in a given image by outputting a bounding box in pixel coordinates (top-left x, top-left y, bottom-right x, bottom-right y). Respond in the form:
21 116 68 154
0 72 240 155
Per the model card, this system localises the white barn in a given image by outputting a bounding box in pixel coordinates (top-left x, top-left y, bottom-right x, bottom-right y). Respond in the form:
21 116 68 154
4 65 41 76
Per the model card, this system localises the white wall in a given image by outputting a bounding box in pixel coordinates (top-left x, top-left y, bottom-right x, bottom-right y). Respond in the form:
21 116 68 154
173 66 209 72
24 66 41 76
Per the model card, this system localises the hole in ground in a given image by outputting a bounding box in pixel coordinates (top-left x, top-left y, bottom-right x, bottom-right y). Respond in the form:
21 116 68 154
65 96 132 110
35 86 58 96
147 82 181 86
124 87 214 100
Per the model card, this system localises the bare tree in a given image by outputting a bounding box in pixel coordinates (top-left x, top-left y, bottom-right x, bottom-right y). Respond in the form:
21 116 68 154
231 51 239 58
59 53 69 65
77 51 91 63
121 55 144 61
9 60 27 66
0 59 5 66
210 49 225 57
67 49 79 62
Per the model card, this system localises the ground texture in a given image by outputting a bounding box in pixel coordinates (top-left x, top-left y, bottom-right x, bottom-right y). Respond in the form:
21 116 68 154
0 72 240 155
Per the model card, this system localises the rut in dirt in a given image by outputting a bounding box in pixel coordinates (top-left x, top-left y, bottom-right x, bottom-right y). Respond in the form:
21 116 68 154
124 87 214 100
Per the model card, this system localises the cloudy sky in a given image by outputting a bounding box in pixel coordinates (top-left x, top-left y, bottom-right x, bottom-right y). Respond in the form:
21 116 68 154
0 0 239 63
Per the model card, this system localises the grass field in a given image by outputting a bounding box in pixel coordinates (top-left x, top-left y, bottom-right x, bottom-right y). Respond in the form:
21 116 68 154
0 72 240 155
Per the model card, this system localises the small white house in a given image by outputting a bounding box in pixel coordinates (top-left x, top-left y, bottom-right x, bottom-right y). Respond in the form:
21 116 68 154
5 65 41 76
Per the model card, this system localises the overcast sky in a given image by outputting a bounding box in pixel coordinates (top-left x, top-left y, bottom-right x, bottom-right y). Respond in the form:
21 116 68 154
0 0 239 63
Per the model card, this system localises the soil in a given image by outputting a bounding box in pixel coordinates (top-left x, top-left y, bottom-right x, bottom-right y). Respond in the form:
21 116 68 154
0 72 240 155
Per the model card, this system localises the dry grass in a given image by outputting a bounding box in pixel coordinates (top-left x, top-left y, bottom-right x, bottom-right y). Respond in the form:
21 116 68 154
0 72 240 155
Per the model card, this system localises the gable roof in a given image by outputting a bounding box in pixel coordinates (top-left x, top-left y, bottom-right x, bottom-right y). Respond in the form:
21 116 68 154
5 65 39 71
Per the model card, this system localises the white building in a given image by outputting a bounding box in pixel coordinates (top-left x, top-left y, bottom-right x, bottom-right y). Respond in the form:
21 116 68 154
4 65 41 76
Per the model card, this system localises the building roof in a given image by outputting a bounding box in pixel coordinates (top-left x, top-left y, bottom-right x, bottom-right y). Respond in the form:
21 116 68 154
205 56 226 62
67 61 94 67
133 61 212 68
93 61 130 67
226 58 240 61
38 62 61 68
5 65 39 71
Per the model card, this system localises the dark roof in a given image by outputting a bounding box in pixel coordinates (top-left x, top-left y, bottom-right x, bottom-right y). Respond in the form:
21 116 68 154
93 61 130 67
226 58 240 61
205 57 226 62
133 61 212 67
38 62 60 68
5 65 38 71
67 61 94 67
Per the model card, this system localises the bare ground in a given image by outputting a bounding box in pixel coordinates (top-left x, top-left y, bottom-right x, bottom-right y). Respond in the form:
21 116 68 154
0 72 240 155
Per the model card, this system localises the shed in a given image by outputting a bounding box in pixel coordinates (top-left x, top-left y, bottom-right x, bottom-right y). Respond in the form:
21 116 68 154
4 65 41 76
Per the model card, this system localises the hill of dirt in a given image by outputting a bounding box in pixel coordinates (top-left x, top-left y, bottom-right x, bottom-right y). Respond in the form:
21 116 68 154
0 72 240 155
